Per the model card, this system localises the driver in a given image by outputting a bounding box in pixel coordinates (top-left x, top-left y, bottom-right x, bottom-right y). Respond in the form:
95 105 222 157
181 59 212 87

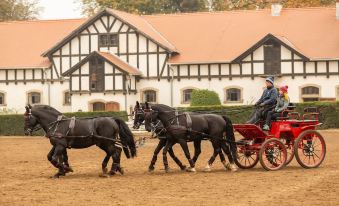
247 76 278 124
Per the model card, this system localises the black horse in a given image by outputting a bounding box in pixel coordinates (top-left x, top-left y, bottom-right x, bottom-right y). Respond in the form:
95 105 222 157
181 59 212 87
142 102 237 172
24 105 136 178
133 102 187 172
133 102 234 172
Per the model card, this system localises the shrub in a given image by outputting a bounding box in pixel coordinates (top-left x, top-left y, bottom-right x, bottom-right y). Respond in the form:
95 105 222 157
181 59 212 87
0 111 128 136
179 101 339 129
190 89 221 106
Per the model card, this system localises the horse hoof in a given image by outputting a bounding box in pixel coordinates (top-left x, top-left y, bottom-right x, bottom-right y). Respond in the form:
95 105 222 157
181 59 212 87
186 167 196 173
117 167 124 175
204 164 212 172
180 165 187 171
64 166 74 173
109 171 116 176
99 173 110 178
148 165 155 172
165 167 170 173
102 167 108 174
226 163 238 172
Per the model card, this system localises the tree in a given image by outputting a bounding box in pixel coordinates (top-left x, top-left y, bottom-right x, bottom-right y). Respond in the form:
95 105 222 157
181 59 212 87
78 0 208 16
0 0 40 21
212 0 336 11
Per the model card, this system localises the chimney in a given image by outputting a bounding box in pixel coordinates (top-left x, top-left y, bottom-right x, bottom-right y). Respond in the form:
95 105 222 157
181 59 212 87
271 1 282 17
336 0 339 20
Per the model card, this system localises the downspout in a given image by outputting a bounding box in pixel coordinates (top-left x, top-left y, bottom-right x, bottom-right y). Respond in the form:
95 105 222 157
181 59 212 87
169 66 174 107
125 75 131 112
44 69 51 106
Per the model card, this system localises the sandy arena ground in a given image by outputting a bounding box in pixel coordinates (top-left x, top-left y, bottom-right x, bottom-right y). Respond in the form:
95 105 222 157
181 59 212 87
0 130 339 206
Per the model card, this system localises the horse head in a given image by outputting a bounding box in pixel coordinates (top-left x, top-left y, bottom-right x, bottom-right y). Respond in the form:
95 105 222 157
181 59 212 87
143 102 160 132
23 105 62 135
133 101 145 129
24 104 39 136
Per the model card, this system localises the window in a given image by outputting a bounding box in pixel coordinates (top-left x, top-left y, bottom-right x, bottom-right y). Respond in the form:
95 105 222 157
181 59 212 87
64 91 71 105
336 87 339 101
28 92 41 105
225 88 242 103
182 89 194 104
89 57 105 92
301 86 320 102
0 93 5 105
264 40 281 75
99 34 119 47
143 90 157 103
92 102 105 111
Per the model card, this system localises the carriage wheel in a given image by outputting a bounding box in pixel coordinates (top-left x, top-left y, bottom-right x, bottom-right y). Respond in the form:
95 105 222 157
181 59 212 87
235 146 259 169
280 137 295 166
259 139 287 171
294 130 326 169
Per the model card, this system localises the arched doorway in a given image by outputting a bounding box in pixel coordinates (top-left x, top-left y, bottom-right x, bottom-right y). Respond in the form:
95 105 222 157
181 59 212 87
92 102 106 111
106 101 120 111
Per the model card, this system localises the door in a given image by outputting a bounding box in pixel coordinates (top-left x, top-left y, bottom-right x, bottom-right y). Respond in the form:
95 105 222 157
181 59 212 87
264 41 281 75
106 102 120 111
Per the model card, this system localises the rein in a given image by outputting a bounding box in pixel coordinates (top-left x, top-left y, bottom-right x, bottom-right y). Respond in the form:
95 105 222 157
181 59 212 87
142 107 236 144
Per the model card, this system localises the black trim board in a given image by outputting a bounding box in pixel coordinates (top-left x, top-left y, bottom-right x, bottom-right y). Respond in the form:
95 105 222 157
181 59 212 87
232 33 309 63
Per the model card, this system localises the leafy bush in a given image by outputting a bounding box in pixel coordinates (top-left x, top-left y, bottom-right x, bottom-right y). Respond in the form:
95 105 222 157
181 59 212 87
0 111 128 136
190 89 221 106
180 101 339 129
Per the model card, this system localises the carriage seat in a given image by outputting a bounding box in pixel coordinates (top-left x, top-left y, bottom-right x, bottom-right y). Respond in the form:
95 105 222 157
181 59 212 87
275 103 298 121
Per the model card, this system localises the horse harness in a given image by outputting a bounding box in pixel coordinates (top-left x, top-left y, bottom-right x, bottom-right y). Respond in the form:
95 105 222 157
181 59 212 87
26 111 123 149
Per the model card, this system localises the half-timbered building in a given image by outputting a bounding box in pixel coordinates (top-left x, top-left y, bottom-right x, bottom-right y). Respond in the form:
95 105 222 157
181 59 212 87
0 4 339 113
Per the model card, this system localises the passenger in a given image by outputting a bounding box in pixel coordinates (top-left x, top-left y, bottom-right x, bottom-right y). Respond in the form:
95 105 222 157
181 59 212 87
263 85 290 131
247 76 278 124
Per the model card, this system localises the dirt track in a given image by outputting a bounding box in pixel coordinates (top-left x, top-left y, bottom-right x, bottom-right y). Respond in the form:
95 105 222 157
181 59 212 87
1 130 339 206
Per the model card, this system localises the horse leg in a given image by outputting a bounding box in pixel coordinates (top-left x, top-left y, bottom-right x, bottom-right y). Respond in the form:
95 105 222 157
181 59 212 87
98 145 111 174
47 146 56 168
148 138 166 172
192 139 202 163
177 138 195 172
204 141 222 172
220 142 237 172
62 149 73 173
109 145 123 176
168 147 186 171
50 144 67 178
162 139 175 173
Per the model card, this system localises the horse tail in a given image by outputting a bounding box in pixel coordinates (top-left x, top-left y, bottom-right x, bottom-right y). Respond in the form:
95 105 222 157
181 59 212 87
222 116 237 160
115 118 137 158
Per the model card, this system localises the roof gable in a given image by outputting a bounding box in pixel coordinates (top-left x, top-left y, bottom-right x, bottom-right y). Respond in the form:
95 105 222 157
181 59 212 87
62 51 141 76
43 9 177 57
232 33 309 63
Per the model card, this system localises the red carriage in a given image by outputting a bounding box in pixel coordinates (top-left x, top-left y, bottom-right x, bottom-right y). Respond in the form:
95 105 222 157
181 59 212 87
233 106 326 171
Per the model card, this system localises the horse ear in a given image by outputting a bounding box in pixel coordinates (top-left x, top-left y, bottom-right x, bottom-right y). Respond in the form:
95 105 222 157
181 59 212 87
145 102 149 109
25 106 29 112
28 104 32 109
136 101 140 108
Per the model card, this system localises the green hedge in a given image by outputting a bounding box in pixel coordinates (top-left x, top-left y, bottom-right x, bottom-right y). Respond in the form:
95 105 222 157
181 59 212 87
190 89 221 106
0 111 128 136
179 101 339 129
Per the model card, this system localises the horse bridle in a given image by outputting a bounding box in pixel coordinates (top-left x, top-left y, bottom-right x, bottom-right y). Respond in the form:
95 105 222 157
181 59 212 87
24 108 65 136
133 107 145 129
24 108 42 135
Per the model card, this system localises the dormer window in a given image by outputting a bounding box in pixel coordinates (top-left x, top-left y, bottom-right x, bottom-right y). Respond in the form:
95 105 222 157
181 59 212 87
99 34 119 47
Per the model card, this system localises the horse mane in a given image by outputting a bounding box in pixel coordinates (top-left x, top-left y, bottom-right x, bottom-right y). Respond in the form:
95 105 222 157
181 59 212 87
32 105 62 115
149 104 175 112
